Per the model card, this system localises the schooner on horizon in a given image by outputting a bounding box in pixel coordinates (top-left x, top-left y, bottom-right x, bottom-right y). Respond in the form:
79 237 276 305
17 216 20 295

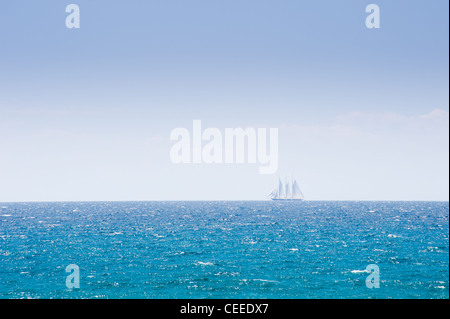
269 176 304 201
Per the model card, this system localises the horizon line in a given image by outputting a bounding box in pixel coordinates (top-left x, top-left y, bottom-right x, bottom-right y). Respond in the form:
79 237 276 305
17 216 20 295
0 199 449 204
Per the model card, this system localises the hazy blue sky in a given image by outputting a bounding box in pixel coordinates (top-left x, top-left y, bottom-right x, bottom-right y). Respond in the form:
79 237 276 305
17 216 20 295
0 1 448 201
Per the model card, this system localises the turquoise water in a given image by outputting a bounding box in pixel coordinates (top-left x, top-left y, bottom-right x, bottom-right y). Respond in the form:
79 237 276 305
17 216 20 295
0 201 448 299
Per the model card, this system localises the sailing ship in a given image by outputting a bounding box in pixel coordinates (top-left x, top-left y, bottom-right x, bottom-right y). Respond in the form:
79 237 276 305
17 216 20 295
269 176 304 201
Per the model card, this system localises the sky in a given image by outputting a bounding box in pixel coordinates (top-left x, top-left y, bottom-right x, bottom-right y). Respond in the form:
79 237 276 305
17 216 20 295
0 0 448 201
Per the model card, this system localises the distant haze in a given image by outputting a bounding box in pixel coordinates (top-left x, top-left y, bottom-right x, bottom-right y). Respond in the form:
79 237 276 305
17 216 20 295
0 1 448 201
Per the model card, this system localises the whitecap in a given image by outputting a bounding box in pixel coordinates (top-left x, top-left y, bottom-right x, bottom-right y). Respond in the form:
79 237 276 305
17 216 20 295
253 279 280 283
196 261 214 266
351 269 369 274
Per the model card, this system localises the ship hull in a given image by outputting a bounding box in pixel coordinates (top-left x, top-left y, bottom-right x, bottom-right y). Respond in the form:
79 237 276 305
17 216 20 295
271 199 304 201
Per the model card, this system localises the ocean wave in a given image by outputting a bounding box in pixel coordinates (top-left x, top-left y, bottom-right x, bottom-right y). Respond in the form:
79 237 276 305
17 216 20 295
252 279 280 283
350 269 369 274
196 261 214 266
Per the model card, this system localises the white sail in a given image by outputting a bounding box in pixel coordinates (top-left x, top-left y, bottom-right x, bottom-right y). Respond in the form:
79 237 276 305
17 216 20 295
291 180 304 200
278 178 285 199
269 176 304 200
285 178 291 200
268 187 278 199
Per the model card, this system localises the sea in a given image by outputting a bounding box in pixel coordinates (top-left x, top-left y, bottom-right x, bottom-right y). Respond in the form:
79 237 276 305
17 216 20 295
0 201 448 299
